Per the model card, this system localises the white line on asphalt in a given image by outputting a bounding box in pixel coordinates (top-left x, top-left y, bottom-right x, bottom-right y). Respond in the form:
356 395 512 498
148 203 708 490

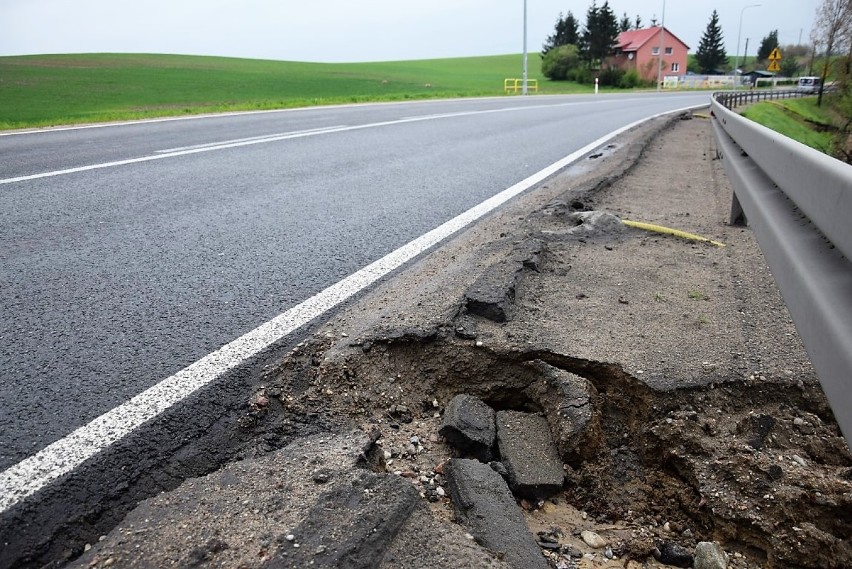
0 103 706 514
0 97 659 186
153 125 348 153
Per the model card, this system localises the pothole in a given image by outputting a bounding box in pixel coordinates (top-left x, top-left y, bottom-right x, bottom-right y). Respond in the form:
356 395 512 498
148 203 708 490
253 329 852 568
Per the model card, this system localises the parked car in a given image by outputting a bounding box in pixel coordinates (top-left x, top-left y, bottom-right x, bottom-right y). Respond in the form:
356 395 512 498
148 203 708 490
797 76 821 93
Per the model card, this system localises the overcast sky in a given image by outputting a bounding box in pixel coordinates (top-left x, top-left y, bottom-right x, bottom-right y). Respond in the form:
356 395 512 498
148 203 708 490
0 0 821 63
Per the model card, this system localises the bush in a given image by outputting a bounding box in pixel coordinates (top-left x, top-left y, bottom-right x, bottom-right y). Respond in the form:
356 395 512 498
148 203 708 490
598 67 625 87
568 67 594 84
619 69 642 89
541 44 580 81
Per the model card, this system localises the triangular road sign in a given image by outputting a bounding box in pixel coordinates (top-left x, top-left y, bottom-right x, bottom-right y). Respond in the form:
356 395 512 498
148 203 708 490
769 47 783 61
768 60 781 72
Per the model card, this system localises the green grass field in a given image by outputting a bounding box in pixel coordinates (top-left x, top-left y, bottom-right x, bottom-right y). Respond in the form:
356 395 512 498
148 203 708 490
0 53 595 129
742 98 835 154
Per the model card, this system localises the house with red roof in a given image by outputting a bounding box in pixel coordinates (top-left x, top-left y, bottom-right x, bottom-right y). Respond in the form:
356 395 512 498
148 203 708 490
609 26 689 84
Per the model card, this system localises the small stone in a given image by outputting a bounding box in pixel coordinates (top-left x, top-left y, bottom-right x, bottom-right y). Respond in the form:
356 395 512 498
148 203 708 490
435 486 445 497
475 341 484 347
663 521 671 532
383 450 392 460
285 534 295 541
581 530 607 549
604 546 614 559
83 544 91 552
315 545 327 555
793 417 805 426
792 454 807 467
694 541 728 569
311 469 331 484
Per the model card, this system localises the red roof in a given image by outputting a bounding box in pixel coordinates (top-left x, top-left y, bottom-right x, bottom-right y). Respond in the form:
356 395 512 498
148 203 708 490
616 26 690 51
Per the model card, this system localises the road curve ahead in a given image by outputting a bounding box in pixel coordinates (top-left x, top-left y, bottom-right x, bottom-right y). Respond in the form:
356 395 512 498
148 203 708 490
0 93 709 521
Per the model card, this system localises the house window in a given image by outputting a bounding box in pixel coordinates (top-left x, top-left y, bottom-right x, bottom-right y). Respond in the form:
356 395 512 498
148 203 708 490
671 63 680 72
651 47 660 55
665 47 673 55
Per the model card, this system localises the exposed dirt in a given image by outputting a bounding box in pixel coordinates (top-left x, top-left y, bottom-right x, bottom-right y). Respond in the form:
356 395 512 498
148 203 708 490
72 112 852 568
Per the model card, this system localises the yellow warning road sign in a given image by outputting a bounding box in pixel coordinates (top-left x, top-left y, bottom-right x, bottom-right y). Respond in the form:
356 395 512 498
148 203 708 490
768 60 781 72
769 47 783 61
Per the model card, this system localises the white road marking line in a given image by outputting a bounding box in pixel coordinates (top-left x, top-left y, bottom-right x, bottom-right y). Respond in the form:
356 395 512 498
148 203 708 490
0 103 706 514
153 125 348 153
0 97 665 186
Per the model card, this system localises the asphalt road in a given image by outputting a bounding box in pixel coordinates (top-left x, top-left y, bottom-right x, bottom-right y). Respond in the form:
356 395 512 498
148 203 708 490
0 92 708 494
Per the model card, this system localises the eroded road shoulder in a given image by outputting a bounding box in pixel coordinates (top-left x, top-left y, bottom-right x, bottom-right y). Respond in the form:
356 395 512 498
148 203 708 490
71 113 851 569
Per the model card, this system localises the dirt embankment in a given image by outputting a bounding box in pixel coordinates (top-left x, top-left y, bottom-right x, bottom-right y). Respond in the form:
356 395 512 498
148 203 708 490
72 112 851 569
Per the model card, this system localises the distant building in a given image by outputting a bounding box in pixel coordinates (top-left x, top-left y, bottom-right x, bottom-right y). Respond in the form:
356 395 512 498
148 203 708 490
609 26 690 83
742 70 775 87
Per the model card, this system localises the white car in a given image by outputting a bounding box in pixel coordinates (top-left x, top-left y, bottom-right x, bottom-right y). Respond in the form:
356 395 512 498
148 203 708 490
797 76 822 93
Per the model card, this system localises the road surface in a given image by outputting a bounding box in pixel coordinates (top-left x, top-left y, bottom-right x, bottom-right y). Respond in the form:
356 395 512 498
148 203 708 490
0 92 709 567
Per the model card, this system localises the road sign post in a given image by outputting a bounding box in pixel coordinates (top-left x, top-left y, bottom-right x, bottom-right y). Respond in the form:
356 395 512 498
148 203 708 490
767 47 782 73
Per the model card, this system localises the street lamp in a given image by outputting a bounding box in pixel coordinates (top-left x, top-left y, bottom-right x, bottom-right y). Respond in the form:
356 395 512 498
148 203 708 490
522 0 528 95
656 0 666 92
734 4 761 90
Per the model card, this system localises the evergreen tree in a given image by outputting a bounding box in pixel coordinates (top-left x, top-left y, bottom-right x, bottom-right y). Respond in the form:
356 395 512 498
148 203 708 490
542 11 580 55
695 10 729 73
620 12 631 33
580 1 619 68
758 30 780 61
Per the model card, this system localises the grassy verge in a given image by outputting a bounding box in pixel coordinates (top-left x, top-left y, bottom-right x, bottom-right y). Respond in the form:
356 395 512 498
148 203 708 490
742 98 835 154
0 53 597 130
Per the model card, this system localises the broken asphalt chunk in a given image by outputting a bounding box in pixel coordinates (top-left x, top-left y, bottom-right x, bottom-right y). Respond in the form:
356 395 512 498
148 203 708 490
439 394 496 461
446 458 549 569
495 410 564 499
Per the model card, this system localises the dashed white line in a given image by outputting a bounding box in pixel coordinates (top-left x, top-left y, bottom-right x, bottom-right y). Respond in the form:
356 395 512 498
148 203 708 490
0 103 706 514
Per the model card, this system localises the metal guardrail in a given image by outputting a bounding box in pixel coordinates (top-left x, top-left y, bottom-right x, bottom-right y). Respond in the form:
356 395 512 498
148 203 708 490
715 88 809 110
710 92 852 445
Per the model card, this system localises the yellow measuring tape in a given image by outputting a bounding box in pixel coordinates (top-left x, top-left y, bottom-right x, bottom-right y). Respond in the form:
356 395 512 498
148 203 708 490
622 219 726 247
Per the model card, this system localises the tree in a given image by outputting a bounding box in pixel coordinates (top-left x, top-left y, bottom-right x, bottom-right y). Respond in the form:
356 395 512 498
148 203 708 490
757 30 780 62
542 11 580 55
620 12 631 33
580 1 619 68
810 0 852 105
542 44 581 80
634 15 643 30
695 10 729 73
779 57 801 77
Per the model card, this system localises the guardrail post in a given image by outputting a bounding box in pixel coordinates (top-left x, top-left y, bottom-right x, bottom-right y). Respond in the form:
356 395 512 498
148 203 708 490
730 193 747 226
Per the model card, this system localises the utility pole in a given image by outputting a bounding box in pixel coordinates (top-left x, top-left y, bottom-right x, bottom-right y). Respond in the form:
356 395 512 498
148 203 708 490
656 0 666 92
734 4 761 90
522 0 529 95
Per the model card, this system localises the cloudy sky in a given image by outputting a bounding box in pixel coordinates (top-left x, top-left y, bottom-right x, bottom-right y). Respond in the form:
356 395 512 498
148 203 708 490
1 0 821 63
